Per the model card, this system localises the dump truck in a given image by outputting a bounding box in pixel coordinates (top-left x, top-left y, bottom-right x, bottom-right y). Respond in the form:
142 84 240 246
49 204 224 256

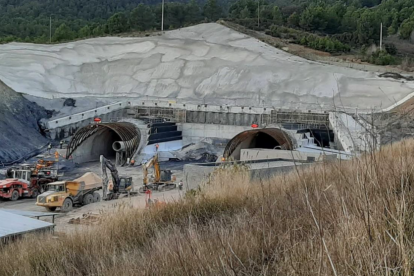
36 172 102 212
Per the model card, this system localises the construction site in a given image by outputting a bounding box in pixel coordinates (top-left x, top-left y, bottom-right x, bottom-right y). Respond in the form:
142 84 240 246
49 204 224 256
1 22 413 239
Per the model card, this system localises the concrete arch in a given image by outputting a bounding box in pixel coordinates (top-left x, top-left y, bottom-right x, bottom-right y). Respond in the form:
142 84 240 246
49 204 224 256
224 128 293 160
66 122 140 166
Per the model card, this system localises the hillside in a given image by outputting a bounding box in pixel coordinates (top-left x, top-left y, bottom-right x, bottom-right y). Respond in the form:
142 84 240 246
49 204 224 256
0 80 48 164
1 139 413 275
0 23 413 112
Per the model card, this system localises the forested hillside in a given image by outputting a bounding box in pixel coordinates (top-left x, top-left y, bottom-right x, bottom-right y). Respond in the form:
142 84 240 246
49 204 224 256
2 0 414 65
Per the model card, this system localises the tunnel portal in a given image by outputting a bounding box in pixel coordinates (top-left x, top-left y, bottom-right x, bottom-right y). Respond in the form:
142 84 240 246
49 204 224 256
224 128 293 160
66 122 140 166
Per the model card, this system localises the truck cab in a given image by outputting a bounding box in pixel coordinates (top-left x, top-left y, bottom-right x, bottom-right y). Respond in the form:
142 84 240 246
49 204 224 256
37 173 102 212
36 181 69 211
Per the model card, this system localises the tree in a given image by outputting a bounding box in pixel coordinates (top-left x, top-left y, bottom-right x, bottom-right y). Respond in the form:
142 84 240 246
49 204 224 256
107 12 129 34
299 5 328 31
204 0 222 22
399 18 414 39
185 0 202 24
130 4 155 31
92 25 106 36
52 23 74 42
287 12 299 27
356 9 380 44
240 6 250 19
79 25 91 38
273 6 283 25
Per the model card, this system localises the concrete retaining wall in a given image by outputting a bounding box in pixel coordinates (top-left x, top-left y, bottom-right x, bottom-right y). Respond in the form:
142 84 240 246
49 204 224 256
47 108 128 140
240 149 337 162
183 160 309 190
181 123 251 145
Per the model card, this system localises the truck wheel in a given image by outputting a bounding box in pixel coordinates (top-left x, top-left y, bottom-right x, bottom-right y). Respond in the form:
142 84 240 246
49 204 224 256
92 192 101 203
83 194 94 205
10 190 19 201
45 207 57 212
31 189 39 198
61 198 73 212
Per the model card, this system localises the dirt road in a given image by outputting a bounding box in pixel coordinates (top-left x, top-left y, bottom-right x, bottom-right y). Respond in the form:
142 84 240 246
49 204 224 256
0 159 190 233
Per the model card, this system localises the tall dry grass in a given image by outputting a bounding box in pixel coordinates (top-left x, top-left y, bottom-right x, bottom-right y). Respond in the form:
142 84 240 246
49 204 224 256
2 139 414 275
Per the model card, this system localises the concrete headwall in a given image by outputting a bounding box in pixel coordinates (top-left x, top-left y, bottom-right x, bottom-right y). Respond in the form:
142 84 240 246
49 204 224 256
183 160 309 190
240 149 337 162
181 123 251 145
47 108 128 140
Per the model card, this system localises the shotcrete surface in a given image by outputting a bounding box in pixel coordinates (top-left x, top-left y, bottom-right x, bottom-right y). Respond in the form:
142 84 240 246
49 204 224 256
0 23 413 110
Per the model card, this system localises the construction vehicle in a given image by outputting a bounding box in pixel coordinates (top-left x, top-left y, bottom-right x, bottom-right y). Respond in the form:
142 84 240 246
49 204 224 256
100 155 133 200
36 172 102 212
6 163 58 193
139 153 177 193
0 167 58 201
0 178 39 201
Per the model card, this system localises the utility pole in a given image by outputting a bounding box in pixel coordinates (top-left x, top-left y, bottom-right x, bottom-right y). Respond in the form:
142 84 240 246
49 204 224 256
49 16 52 43
380 22 383 51
257 0 260 27
161 0 164 33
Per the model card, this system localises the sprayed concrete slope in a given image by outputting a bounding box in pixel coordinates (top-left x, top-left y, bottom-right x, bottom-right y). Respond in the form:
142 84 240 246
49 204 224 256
0 23 413 111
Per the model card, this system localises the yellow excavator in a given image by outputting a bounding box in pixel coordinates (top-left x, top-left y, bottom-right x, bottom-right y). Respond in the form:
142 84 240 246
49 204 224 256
139 154 177 193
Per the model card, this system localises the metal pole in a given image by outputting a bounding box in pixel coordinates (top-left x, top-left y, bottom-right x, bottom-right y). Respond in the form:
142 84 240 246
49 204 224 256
49 16 52 43
380 22 383 51
257 0 260 27
161 0 164 32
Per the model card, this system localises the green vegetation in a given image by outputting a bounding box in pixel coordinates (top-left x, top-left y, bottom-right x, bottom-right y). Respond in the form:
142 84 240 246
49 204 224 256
268 24 350 53
228 0 414 57
368 50 397 65
2 0 414 62
1 139 414 275
0 0 223 43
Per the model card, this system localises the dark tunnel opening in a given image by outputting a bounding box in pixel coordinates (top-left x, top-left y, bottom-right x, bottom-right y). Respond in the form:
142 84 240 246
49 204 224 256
66 123 140 166
72 128 120 163
249 132 281 149
224 129 293 160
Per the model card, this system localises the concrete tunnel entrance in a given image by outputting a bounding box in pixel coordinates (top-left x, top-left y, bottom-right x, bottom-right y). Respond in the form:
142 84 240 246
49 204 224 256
66 122 140 166
224 128 293 160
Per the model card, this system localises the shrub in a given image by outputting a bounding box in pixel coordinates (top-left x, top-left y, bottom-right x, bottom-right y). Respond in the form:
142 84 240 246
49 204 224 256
385 43 397 55
369 50 397 65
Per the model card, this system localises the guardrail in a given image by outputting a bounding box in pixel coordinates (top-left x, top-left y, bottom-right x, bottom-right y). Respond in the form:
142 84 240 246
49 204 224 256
46 101 128 129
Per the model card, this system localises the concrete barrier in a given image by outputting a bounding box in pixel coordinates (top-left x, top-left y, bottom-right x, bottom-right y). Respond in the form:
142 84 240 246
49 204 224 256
240 149 337 162
183 159 310 191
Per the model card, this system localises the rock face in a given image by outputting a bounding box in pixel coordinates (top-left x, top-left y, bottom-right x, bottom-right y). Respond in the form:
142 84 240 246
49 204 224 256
0 23 413 111
0 80 48 164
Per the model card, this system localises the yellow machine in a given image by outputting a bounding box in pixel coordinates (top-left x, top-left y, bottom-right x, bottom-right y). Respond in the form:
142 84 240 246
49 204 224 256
36 172 102 212
139 154 176 193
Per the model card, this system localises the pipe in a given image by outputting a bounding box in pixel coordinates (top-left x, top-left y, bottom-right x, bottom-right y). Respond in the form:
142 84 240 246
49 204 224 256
112 141 126 152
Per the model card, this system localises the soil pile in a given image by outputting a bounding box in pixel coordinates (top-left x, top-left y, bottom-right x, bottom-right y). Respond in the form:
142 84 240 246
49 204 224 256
0 80 48 164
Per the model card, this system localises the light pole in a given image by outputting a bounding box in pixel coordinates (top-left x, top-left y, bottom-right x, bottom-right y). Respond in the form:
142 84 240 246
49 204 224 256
257 0 260 27
161 0 165 32
380 22 383 51
49 16 52 43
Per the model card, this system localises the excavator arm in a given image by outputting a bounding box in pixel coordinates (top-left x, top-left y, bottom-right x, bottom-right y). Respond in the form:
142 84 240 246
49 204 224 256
100 155 120 200
142 154 160 187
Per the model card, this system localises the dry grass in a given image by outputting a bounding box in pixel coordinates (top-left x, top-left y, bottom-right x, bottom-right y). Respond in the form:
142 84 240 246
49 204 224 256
2 140 414 275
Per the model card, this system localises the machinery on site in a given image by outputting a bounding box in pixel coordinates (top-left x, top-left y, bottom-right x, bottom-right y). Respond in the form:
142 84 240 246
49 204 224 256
0 178 39 201
139 153 177 193
0 166 59 201
100 155 133 200
36 172 102 212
